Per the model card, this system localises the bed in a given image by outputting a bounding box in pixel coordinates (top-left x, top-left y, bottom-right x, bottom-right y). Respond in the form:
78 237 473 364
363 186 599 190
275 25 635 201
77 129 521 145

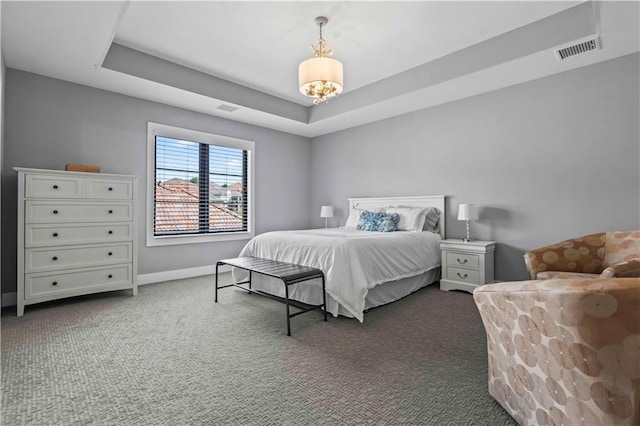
233 195 446 322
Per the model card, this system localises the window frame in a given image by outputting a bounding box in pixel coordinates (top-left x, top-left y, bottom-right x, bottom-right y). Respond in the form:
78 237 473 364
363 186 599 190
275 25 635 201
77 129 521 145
146 122 255 247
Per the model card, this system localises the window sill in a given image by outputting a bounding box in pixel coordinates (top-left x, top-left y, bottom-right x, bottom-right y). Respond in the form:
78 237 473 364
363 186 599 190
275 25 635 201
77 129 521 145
146 231 254 247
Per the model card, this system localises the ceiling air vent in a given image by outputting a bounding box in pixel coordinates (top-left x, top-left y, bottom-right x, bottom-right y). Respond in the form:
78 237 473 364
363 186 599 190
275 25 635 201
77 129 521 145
555 37 600 61
217 104 239 113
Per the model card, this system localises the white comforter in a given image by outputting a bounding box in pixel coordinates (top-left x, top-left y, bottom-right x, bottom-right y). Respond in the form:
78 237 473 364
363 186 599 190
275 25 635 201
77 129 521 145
236 228 441 322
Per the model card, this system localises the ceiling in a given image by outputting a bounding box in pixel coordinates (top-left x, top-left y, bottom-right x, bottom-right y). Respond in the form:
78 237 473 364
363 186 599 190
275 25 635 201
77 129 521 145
2 1 639 137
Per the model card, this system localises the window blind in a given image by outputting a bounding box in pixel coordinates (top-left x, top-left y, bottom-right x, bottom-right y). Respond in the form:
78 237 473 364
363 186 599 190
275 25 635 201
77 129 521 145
154 136 248 236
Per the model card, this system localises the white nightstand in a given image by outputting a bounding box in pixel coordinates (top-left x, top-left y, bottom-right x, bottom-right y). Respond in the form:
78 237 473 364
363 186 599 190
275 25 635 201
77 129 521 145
440 239 495 293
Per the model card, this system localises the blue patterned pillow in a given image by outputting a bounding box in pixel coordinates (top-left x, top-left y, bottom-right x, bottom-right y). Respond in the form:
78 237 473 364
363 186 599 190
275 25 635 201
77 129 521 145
357 210 380 232
377 212 400 232
357 211 400 232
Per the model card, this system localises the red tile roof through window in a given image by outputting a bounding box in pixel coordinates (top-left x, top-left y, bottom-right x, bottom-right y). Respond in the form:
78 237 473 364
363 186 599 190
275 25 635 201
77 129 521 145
155 181 243 232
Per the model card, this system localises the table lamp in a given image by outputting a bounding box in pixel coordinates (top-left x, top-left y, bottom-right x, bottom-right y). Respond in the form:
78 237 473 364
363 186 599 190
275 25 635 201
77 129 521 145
457 203 478 242
320 206 334 228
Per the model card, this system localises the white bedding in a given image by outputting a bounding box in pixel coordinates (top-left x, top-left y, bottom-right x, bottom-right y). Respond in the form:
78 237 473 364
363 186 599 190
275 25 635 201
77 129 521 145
235 228 442 322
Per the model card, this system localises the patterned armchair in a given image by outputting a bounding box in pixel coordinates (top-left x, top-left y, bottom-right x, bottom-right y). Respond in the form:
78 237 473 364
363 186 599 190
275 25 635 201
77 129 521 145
524 231 640 280
473 278 640 425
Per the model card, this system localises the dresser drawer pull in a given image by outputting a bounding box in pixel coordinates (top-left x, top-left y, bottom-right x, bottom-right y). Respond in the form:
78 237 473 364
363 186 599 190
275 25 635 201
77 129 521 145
52 281 58 286
53 210 58 215
52 256 58 261
108 252 113 256
53 185 58 189
108 274 113 279
52 232 59 237
456 258 468 264
108 230 113 235
108 210 113 214
457 272 469 279
108 187 113 191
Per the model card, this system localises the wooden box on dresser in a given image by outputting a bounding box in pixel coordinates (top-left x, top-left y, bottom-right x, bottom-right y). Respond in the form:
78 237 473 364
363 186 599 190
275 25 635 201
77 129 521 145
14 168 139 316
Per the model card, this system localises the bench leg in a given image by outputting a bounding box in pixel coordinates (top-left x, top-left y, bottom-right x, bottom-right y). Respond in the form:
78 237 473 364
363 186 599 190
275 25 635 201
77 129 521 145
284 282 291 336
215 262 220 303
322 274 327 322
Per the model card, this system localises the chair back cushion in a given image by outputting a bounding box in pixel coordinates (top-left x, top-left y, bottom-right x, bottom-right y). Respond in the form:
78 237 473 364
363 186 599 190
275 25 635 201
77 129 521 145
603 231 640 268
524 233 606 279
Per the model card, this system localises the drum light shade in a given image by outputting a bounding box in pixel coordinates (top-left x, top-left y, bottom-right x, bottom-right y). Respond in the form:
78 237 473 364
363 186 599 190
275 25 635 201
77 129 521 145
457 204 478 221
299 57 343 97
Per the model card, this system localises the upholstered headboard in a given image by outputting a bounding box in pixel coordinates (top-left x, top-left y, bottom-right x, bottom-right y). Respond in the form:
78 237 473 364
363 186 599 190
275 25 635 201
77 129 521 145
347 195 446 239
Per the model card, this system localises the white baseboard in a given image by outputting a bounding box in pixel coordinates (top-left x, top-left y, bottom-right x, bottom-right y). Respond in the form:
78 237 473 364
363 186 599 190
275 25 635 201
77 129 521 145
138 264 232 285
1 265 234 307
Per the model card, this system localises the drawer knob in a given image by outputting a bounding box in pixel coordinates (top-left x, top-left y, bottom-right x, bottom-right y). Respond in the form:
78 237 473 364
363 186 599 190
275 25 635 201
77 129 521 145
456 258 468 264
108 210 113 214
52 233 59 237
52 281 58 286
53 185 59 189
457 272 469 279
53 210 58 215
108 252 113 256
108 274 113 279
108 187 113 191
52 256 58 261
108 230 113 235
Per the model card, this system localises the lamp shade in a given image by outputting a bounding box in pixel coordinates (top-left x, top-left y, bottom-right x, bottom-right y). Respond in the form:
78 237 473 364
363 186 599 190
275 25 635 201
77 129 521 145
457 204 478 221
298 57 344 95
320 205 334 218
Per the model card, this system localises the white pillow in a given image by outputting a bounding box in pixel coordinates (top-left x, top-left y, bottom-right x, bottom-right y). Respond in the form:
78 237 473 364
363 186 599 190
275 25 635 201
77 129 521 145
344 206 385 228
386 206 427 232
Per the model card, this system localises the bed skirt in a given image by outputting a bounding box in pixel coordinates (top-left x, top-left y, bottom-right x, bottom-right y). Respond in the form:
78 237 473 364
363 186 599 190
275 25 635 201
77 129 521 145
237 268 441 319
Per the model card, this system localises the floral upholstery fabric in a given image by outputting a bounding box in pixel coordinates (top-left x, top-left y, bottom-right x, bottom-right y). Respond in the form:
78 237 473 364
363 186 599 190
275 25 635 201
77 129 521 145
604 231 640 271
473 278 640 426
356 211 399 232
524 231 640 280
536 271 605 280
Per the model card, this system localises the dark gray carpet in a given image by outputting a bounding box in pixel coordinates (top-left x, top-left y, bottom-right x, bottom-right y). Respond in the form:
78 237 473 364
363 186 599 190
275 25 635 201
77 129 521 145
1 276 515 425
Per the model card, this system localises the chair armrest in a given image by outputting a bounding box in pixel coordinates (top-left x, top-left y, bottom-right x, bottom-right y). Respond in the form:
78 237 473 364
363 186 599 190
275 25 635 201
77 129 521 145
601 258 640 278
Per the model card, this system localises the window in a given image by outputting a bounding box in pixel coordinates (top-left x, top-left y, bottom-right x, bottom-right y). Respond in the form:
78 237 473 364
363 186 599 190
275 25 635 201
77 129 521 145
147 122 254 246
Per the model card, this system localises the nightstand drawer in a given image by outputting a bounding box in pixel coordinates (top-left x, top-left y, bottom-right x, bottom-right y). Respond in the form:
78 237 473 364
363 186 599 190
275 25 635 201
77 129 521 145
446 252 479 269
446 266 480 284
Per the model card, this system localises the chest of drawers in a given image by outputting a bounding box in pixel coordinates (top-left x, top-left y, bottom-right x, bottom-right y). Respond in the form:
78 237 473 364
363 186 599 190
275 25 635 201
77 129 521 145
440 239 495 293
15 168 139 316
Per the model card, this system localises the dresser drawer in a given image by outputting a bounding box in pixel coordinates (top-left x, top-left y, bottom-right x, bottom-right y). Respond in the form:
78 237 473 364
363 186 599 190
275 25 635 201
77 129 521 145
25 201 132 223
25 242 133 273
25 223 133 247
445 252 479 269
85 179 133 200
446 266 480 284
25 174 83 199
25 264 132 300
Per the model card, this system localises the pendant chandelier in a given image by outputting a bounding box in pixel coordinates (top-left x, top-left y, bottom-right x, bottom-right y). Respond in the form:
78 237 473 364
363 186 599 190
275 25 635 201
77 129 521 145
298 16 344 105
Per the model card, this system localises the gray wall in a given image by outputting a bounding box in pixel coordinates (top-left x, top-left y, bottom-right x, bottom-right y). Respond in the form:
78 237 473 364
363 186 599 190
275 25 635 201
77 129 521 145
2 70 311 294
310 53 640 281
0 10 4 304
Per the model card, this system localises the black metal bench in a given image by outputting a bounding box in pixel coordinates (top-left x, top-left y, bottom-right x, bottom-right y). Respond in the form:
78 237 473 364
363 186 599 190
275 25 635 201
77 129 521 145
215 257 327 336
